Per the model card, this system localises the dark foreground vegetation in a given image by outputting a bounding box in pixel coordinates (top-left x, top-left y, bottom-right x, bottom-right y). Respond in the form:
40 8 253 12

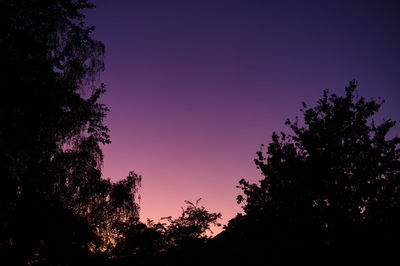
1 1 399 265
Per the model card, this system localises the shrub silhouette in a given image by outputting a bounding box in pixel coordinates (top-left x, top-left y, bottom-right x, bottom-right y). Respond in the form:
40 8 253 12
115 199 221 265
217 81 400 265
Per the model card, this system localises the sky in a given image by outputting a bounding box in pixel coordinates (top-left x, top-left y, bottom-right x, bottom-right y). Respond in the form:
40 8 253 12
85 0 400 233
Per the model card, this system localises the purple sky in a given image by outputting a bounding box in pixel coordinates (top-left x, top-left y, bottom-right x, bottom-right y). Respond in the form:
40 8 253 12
85 0 400 232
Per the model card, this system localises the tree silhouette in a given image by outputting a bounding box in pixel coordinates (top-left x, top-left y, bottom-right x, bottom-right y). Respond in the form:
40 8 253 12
218 81 400 264
0 0 140 263
114 199 221 265
160 198 222 246
158 199 221 265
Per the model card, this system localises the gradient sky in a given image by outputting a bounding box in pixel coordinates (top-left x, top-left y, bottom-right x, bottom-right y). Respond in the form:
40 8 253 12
85 0 400 233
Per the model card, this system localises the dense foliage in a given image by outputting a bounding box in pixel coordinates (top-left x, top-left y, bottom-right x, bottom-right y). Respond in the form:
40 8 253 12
0 0 140 263
222 81 400 264
114 199 221 265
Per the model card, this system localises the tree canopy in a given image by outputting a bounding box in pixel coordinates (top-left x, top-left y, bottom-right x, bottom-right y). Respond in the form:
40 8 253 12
224 81 400 264
113 199 221 265
0 0 140 263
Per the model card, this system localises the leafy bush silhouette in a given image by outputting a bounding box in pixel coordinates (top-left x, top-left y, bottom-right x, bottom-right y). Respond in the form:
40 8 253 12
161 199 221 246
218 81 400 265
115 199 221 265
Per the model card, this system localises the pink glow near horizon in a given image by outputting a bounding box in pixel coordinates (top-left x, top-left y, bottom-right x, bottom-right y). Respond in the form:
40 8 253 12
86 0 400 234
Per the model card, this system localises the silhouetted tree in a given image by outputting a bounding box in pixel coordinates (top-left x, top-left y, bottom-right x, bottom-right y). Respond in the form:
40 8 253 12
0 0 140 263
219 81 400 264
83 171 142 254
114 199 221 265
160 199 221 247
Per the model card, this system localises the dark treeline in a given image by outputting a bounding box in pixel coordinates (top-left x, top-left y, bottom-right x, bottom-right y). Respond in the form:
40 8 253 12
1 1 400 265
